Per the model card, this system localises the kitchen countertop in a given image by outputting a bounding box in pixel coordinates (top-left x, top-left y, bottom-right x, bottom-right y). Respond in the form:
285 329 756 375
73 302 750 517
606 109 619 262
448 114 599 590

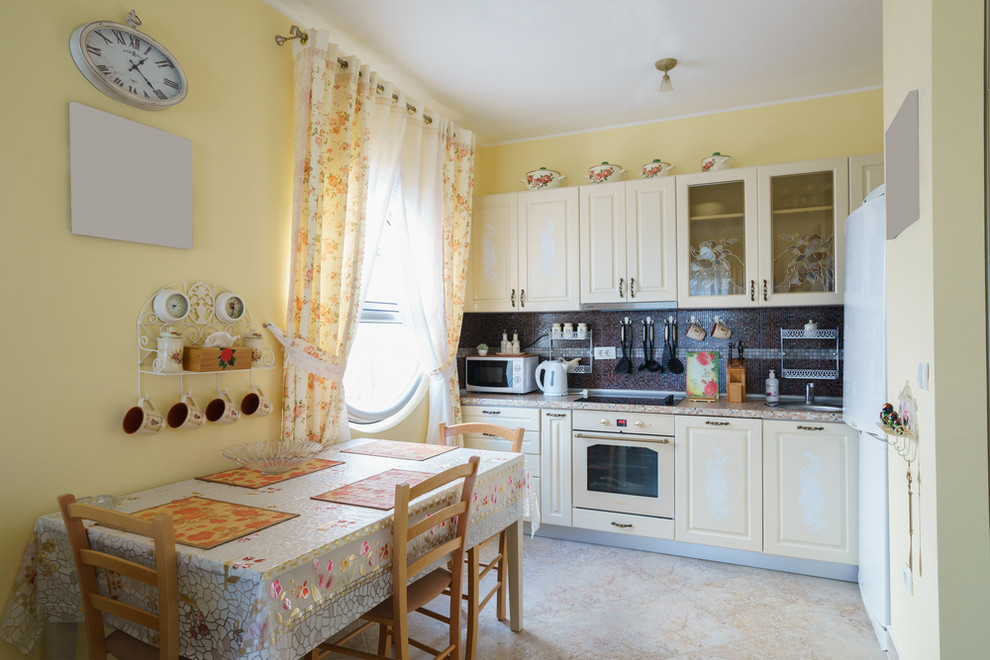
460 391 845 423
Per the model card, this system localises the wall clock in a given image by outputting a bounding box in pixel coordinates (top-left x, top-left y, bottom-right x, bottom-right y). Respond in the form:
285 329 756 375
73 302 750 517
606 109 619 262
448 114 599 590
215 292 246 324
153 288 190 323
69 12 187 110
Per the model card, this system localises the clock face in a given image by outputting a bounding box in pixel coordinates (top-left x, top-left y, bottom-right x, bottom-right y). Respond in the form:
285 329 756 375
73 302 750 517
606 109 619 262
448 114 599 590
166 293 188 318
215 292 246 323
70 21 187 109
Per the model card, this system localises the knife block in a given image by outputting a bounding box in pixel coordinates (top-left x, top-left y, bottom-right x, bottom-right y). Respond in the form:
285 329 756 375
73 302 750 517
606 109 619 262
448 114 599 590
727 366 747 403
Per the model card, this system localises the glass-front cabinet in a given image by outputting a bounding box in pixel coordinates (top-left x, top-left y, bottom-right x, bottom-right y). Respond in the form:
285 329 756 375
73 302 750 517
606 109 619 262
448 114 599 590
758 158 848 306
676 167 759 307
677 158 848 308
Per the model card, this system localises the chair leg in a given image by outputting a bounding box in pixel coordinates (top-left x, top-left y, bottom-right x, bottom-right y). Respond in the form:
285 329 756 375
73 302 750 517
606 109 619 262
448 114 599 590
465 545 481 660
377 623 390 657
496 530 508 622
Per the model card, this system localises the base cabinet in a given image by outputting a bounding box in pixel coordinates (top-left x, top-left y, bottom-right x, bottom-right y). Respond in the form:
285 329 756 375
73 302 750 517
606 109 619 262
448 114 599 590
762 420 858 564
675 416 763 552
540 410 572 527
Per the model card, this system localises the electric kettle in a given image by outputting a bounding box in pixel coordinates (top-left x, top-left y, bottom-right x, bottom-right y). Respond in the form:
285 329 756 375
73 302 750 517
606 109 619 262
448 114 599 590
535 359 569 396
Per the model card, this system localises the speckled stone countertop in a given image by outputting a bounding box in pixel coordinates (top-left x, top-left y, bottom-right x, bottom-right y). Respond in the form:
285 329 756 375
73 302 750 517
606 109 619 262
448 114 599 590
460 391 844 423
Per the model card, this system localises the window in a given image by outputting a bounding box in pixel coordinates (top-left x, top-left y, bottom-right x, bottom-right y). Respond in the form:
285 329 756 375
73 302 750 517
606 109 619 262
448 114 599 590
344 198 423 424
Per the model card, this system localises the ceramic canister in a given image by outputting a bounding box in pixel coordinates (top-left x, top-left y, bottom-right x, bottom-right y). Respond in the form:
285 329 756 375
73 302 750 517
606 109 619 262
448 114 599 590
587 162 625 183
641 159 675 178
521 167 565 190
701 152 732 172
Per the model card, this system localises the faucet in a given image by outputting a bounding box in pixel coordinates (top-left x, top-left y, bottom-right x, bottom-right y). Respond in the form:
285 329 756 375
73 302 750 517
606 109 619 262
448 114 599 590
805 382 816 404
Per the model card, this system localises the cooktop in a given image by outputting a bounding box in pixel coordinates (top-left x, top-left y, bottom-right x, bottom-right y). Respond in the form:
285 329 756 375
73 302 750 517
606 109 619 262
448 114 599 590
578 394 681 407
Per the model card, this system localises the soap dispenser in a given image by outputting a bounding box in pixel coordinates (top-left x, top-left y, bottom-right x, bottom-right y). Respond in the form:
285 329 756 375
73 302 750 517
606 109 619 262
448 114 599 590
765 370 780 403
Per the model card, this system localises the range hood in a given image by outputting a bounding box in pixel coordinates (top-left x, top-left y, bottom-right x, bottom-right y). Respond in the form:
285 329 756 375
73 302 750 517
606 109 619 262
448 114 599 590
579 300 678 312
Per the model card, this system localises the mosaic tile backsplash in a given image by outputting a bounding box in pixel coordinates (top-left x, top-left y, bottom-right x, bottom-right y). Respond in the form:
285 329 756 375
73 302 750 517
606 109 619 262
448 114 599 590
459 306 844 399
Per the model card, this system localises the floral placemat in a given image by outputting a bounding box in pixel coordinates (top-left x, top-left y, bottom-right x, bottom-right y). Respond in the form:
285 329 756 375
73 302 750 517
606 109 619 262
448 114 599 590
340 439 458 461
195 458 343 489
311 469 433 510
128 496 298 549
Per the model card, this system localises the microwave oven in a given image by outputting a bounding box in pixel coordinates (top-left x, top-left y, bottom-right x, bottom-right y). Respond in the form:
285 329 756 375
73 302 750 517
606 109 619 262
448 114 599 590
464 355 539 394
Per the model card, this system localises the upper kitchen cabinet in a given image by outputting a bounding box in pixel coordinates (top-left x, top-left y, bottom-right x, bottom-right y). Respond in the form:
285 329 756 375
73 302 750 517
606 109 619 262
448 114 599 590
676 167 759 308
579 177 677 306
848 153 884 213
676 158 849 308
757 158 848 306
466 188 580 312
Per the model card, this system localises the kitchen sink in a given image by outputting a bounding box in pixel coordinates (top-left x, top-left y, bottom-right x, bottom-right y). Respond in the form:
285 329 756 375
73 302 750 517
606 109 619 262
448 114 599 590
764 402 843 413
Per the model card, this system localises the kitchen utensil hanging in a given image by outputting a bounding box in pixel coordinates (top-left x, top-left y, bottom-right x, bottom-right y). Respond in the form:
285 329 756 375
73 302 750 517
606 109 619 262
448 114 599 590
667 316 684 374
638 319 649 371
646 317 662 372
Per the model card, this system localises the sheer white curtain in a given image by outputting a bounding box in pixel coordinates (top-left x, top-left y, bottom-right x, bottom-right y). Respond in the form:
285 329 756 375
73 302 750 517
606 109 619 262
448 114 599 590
395 114 475 444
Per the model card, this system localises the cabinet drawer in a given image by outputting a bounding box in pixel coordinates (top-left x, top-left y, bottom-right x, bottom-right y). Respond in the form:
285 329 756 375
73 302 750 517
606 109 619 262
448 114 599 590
572 508 674 540
462 430 540 456
462 405 541 431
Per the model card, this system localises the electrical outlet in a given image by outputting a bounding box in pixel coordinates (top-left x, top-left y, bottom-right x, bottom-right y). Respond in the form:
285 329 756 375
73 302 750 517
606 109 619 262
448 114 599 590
902 562 913 595
594 346 616 360
918 362 929 390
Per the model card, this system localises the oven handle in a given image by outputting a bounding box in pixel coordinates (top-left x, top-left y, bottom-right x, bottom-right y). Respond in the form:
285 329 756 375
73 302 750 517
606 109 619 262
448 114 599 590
574 432 670 444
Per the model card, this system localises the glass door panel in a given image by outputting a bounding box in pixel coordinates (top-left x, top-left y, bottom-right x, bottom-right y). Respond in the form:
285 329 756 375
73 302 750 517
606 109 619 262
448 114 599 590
686 180 747 297
769 171 836 294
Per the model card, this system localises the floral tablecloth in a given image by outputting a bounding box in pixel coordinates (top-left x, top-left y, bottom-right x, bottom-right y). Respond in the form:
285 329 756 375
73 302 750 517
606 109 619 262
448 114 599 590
0 443 527 660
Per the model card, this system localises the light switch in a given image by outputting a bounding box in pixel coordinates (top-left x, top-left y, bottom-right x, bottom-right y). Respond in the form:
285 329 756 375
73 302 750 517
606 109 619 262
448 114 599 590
917 362 929 390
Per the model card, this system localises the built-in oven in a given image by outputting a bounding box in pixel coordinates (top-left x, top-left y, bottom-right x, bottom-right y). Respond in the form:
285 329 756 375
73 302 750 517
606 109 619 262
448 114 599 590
572 409 675 519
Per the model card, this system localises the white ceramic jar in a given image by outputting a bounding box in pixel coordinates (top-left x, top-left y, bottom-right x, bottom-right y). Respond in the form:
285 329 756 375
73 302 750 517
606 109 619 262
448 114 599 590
701 152 732 172
522 167 565 190
587 162 625 183
641 159 675 178
156 326 184 373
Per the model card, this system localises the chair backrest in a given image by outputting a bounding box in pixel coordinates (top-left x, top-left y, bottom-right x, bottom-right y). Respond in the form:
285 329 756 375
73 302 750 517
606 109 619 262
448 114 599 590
57 494 179 660
390 456 480 608
438 422 525 453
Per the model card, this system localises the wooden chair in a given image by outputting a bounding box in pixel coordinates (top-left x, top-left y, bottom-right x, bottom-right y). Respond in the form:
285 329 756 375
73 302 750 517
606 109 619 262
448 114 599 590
438 422 524 660
57 493 190 660
315 455 480 660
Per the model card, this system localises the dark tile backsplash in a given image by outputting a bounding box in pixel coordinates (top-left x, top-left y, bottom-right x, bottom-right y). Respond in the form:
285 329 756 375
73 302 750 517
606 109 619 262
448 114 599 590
459 306 843 399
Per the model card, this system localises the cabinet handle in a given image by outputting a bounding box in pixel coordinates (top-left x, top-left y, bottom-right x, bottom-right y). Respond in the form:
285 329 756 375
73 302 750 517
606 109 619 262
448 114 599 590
610 522 633 528
630 278 636 298
520 289 526 307
705 420 731 426
750 280 756 301
797 425 825 432
546 412 567 418
481 410 501 415
763 279 768 301
510 289 516 307
618 278 624 297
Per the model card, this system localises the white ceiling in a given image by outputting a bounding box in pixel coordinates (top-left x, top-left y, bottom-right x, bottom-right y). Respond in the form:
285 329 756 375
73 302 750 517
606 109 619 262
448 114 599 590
264 0 882 145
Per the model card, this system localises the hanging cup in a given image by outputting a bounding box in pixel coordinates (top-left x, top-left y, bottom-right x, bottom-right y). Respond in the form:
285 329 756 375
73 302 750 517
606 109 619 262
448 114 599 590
241 386 273 417
122 396 164 434
167 392 205 430
206 391 240 424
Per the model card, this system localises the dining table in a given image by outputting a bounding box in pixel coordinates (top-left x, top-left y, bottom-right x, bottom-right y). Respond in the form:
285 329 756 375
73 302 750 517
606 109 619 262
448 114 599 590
0 439 529 660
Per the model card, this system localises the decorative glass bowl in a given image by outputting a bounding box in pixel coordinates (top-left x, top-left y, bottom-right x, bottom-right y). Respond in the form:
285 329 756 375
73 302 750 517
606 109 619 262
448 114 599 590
221 440 325 474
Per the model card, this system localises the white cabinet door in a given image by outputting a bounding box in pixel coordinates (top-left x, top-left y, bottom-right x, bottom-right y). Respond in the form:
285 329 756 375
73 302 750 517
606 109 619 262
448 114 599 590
540 409 572 526
580 178 677 305
676 167 760 308
466 193 519 312
848 153 884 214
518 188 580 311
763 420 858 564
757 158 849 306
675 416 763 551
625 177 677 303
579 181 626 304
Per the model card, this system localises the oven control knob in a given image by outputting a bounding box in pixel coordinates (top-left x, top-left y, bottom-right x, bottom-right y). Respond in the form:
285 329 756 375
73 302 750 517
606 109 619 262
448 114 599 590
599 419 609 426
634 420 645 428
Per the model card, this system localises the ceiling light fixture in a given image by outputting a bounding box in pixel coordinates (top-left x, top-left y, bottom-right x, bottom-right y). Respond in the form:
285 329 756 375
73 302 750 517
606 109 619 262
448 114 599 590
655 58 677 92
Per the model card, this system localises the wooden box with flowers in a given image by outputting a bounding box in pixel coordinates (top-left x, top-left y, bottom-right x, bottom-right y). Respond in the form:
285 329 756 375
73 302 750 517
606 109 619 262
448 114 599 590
182 345 251 371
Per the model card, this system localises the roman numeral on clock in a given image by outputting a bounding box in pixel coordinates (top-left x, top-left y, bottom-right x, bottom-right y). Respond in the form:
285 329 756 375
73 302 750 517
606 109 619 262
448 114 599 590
155 60 174 68
162 78 179 90
153 89 167 100
129 34 141 49
96 64 110 74
112 30 126 45
93 30 112 44
86 44 101 56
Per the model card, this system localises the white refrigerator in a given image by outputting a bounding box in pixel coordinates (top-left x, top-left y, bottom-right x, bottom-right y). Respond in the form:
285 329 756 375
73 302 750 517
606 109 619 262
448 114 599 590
842 184 890 650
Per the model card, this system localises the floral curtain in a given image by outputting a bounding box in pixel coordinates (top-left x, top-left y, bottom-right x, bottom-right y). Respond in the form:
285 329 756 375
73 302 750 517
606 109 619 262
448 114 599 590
273 32 405 446
396 115 475 445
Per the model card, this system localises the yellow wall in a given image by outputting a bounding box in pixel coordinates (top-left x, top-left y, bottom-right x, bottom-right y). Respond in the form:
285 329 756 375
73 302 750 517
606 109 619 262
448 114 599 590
883 0 990 658
0 2 293 657
475 90 883 195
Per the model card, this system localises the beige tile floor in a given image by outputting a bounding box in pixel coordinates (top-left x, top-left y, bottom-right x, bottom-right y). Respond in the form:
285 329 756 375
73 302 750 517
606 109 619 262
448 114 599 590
326 535 887 659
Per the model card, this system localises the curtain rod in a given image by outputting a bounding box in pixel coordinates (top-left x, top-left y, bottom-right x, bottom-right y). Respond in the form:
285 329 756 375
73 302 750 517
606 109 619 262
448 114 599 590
275 25 433 125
